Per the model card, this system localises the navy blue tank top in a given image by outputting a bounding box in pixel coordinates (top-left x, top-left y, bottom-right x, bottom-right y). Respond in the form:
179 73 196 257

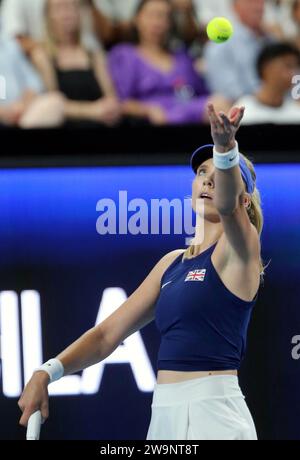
155 242 258 372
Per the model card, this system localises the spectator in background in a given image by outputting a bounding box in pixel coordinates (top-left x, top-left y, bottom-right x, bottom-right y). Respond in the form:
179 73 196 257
0 0 46 42
204 0 273 102
31 0 121 126
235 42 300 124
192 0 292 46
89 0 200 51
193 0 285 38
263 0 287 39
0 0 101 56
262 0 300 44
108 0 230 125
290 0 300 49
0 38 64 128
193 0 234 25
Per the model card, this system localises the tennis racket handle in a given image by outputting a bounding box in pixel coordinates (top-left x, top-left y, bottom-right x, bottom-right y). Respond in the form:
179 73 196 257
26 410 42 440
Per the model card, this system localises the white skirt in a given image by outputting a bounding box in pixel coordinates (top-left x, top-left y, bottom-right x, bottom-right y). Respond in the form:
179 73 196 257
146 375 257 440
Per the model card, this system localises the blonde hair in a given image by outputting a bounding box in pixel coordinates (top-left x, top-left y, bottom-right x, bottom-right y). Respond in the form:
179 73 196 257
183 153 268 284
43 0 84 58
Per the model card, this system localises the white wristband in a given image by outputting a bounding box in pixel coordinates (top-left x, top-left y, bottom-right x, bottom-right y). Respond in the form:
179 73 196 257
34 358 64 383
213 141 240 170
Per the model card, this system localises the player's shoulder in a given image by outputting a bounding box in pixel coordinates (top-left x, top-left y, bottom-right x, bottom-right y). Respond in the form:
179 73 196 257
150 249 185 283
163 248 186 259
158 249 186 271
149 249 186 285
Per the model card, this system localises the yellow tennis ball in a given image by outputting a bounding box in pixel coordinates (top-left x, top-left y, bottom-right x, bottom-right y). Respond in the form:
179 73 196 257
206 17 233 44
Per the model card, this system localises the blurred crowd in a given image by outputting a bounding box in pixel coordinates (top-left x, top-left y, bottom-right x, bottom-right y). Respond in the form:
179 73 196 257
0 0 300 129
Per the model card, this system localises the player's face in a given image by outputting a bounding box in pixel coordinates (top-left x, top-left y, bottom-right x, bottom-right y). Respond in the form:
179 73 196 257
192 159 221 222
192 157 251 220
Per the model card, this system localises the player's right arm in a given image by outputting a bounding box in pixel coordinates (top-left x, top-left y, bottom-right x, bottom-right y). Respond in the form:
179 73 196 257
18 249 185 426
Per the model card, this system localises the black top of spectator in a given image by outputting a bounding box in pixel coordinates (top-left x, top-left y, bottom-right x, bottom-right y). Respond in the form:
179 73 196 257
55 66 103 102
257 42 300 78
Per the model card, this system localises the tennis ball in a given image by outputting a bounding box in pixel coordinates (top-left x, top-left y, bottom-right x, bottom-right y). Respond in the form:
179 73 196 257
206 17 233 44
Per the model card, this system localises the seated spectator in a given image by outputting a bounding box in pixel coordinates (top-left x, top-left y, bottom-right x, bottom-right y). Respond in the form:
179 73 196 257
204 0 274 102
108 0 230 125
262 1 298 41
194 0 287 45
194 0 234 26
0 0 101 56
235 42 300 124
31 0 121 126
262 0 300 45
0 0 46 42
0 38 64 128
89 0 200 51
290 0 300 50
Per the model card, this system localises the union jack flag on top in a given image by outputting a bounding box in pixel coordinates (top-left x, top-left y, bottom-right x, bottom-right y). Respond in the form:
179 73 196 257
185 269 207 282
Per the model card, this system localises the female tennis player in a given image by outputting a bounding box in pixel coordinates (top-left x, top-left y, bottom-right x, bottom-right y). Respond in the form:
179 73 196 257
18 102 264 440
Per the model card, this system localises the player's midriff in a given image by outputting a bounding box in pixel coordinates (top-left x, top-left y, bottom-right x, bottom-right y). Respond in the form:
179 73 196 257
156 369 238 384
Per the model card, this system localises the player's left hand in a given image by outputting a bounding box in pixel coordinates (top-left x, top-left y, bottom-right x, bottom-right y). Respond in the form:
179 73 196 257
207 103 245 153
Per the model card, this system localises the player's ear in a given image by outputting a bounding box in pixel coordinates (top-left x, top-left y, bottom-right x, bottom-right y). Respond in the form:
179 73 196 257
243 193 251 210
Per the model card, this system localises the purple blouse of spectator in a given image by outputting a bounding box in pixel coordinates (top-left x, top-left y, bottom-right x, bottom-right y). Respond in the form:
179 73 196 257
108 44 210 124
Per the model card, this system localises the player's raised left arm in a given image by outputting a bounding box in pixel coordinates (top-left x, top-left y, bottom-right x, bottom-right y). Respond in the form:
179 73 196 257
207 103 259 263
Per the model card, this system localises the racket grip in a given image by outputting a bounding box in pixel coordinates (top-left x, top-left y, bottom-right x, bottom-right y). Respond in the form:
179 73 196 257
26 410 42 440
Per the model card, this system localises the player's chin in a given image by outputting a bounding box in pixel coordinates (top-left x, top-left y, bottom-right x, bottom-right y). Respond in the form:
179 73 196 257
195 206 219 218
204 202 221 215
205 210 222 223
201 199 216 211
192 197 215 211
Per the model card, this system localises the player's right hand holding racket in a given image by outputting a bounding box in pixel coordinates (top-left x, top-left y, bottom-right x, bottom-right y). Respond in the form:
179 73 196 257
18 371 50 427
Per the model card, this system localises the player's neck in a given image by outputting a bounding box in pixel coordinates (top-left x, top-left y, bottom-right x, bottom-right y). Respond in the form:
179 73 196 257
192 221 222 256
